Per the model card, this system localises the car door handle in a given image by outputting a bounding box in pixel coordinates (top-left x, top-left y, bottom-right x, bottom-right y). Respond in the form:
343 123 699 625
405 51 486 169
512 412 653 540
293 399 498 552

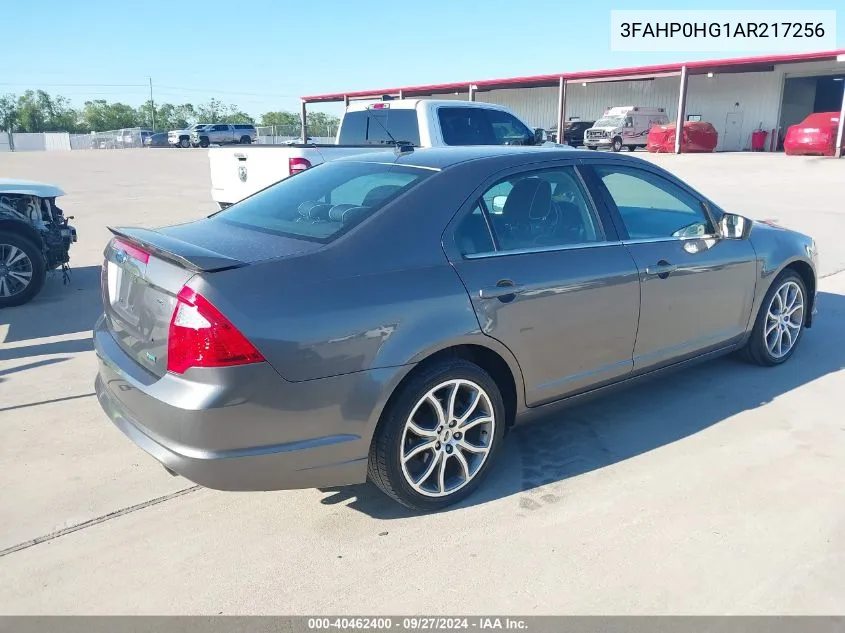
645 260 677 279
478 281 524 301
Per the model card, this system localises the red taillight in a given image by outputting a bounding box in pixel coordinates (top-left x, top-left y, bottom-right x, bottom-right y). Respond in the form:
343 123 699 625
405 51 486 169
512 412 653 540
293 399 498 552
289 157 312 175
167 286 264 374
112 238 150 264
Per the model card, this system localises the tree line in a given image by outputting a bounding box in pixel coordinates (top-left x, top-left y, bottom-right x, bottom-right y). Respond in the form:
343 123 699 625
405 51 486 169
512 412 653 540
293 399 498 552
0 90 339 134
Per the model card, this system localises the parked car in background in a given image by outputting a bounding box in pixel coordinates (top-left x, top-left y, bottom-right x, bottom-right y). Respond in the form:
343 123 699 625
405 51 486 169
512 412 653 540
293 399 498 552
585 106 669 152
143 132 170 148
208 99 567 208
191 123 257 148
117 129 153 147
95 146 817 511
784 112 842 156
168 123 210 148
0 179 77 307
548 120 595 146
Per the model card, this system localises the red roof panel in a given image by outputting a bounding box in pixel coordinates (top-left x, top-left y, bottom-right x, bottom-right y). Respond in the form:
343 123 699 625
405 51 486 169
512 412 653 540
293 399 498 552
302 49 845 103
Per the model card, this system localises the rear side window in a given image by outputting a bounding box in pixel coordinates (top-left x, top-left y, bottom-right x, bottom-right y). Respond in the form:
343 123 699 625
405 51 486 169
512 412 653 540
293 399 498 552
337 109 421 146
234 124 255 130
438 107 533 146
213 161 433 243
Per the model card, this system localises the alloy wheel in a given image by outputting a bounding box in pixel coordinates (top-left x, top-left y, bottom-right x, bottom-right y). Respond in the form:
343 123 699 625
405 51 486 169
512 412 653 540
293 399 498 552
0 243 34 298
399 379 495 498
764 280 804 359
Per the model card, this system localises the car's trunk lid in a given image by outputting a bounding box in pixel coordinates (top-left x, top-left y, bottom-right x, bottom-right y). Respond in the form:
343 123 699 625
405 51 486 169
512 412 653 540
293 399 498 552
101 219 321 377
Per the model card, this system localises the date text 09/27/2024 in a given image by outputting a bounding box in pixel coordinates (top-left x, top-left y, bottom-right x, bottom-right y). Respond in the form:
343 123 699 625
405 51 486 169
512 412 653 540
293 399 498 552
307 617 528 631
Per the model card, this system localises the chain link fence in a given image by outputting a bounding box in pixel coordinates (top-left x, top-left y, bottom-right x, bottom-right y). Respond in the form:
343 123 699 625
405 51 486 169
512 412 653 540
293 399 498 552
88 127 153 149
255 123 337 145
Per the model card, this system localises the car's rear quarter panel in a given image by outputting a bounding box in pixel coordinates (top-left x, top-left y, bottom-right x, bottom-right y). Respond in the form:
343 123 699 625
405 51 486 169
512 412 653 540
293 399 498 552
197 163 496 384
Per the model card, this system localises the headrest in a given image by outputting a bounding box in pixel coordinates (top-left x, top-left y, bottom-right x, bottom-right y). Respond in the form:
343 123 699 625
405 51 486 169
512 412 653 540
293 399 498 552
328 204 368 225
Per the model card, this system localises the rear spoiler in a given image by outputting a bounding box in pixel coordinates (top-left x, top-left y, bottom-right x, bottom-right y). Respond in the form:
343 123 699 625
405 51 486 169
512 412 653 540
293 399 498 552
107 226 246 273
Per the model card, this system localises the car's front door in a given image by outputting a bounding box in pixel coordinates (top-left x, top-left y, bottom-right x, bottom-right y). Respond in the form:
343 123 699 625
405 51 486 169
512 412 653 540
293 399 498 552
584 161 758 372
445 163 641 407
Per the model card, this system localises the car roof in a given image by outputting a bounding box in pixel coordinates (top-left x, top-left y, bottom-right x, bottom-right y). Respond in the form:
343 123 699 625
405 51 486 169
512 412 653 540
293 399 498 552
0 178 65 198
337 145 648 171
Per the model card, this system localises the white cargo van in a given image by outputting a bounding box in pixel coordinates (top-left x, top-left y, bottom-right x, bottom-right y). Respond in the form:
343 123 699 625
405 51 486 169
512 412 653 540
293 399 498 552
584 106 668 152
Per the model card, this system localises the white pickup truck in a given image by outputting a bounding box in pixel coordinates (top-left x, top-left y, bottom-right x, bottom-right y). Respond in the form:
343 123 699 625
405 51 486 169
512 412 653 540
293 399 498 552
209 99 567 208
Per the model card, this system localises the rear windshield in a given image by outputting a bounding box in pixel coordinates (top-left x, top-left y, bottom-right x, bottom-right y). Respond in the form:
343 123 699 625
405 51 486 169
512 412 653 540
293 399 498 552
212 161 433 243
337 109 422 146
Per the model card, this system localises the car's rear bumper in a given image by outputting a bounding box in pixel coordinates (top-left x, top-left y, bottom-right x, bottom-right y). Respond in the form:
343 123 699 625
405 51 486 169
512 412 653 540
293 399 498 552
93 315 377 491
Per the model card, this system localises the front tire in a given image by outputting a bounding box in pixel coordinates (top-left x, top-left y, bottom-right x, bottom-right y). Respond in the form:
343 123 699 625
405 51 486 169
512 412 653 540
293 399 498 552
199 137 210 148
368 359 506 511
626 145 637 151
611 137 623 152
179 138 190 148
0 233 46 308
741 270 807 366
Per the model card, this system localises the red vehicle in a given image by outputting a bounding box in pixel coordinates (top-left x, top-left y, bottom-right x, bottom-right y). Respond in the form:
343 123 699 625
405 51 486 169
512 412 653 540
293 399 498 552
647 121 718 153
783 112 842 156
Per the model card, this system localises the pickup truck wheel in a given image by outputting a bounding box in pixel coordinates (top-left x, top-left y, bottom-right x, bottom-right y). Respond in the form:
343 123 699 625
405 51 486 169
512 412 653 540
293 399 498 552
179 138 190 148
367 359 505 511
239 136 252 144
611 137 623 152
0 233 46 308
199 137 210 148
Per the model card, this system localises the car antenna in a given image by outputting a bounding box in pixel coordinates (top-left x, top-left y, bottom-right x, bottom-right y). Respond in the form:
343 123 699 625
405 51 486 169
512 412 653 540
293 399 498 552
366 105 414 155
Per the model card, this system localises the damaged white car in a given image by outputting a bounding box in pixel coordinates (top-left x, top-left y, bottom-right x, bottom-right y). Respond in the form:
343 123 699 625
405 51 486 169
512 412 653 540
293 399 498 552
0 179 77 308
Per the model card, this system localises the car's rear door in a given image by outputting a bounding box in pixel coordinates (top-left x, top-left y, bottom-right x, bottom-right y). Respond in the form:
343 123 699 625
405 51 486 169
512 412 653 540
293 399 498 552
581 159 758 372
444 161 641 407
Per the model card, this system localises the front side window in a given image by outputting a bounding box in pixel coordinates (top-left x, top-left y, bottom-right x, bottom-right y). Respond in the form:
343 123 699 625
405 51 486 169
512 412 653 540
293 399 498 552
455 166 602 255
594 165 713 240
213 161 432 243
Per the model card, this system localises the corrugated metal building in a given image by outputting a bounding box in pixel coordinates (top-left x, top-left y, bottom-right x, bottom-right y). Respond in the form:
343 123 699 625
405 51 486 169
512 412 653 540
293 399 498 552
303 50 845 154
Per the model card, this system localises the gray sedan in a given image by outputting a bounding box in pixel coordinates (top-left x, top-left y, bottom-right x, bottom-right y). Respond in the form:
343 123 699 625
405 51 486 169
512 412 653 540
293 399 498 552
94 146 819 511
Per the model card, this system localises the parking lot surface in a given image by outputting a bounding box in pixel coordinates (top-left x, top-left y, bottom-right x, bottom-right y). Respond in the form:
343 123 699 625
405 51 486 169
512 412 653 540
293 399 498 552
1 149 844 614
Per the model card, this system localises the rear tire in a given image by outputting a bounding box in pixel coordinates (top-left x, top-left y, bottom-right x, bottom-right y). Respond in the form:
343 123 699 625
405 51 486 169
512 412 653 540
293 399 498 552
368 359 506 511
0 233 46 308
626 145 636 151
239 136 252 144
741 269 807 366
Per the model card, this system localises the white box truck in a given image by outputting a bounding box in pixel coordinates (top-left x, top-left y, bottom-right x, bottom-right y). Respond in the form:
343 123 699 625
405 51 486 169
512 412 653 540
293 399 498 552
584 106 669 152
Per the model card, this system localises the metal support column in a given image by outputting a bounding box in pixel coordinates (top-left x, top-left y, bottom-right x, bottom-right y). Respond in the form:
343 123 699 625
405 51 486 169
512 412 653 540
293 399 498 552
343 95 350 108
398 90 404 100
556 77 567 144
300 100 308 143
674 65 689 154
468 84 476 101
836 82 845 158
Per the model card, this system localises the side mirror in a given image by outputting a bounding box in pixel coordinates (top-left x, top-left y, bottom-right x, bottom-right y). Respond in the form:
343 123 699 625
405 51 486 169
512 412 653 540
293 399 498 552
491 195 508 214
718 212 749 240
533 128 545 145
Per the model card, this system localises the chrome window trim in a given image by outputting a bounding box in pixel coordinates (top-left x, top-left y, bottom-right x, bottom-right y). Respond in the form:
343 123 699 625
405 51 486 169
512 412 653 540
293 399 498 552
622 234 720 245
463 240 624 260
